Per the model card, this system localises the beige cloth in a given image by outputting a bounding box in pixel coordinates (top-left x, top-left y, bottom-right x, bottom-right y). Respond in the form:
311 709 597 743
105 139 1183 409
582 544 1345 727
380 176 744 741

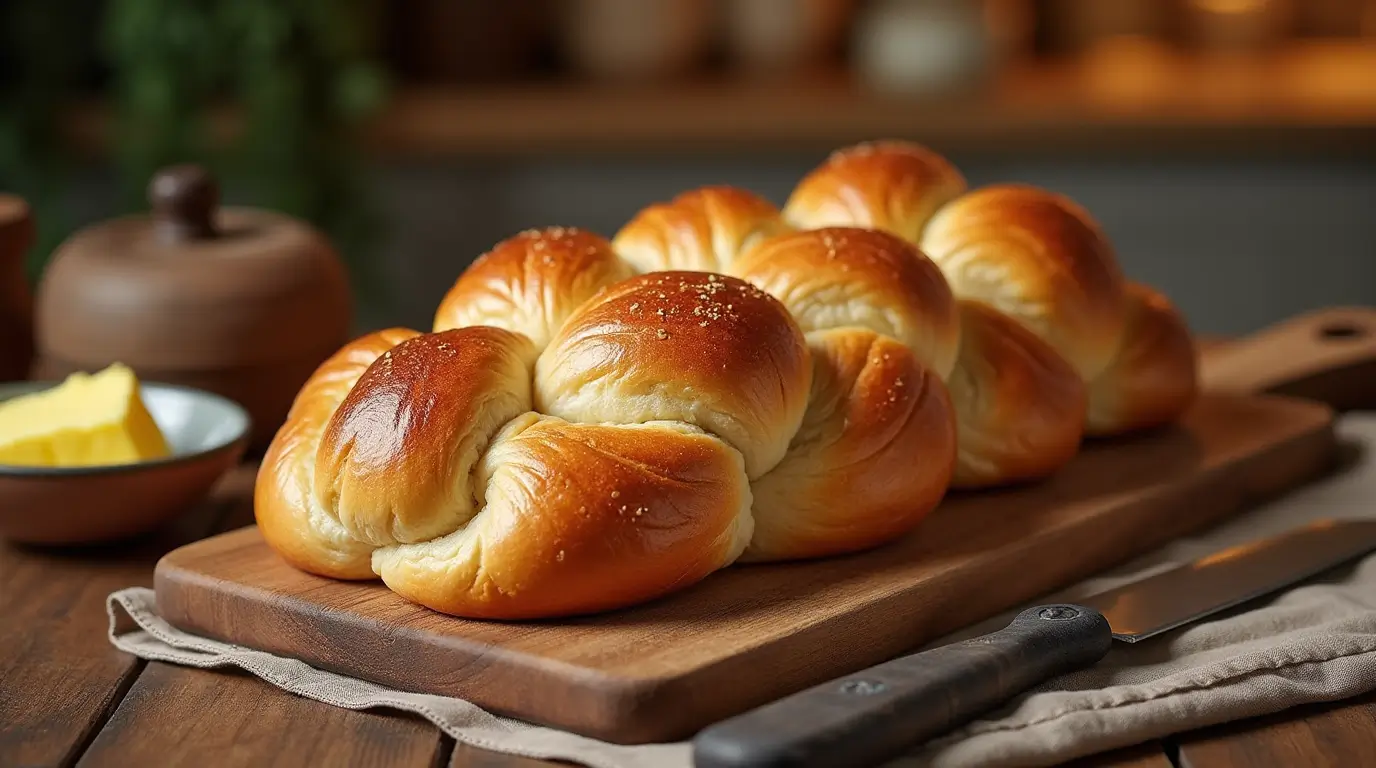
107 414 1376 768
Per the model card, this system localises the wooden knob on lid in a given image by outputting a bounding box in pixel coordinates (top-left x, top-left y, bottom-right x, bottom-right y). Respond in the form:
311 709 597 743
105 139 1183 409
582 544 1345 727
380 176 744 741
150 164 220 243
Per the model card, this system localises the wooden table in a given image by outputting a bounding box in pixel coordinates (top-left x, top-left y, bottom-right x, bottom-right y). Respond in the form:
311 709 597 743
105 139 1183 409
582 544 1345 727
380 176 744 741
3 462 1373 768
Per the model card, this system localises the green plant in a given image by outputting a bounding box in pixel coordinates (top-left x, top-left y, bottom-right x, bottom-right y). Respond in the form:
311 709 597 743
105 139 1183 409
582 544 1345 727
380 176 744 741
0 0 99 280
103 0 391 316
103 0 227 195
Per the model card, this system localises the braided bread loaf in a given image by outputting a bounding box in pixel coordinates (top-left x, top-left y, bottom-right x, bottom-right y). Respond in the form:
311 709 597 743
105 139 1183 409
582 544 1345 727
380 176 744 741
784 141 1197 440
625 142 1196 461
257 140 1195 619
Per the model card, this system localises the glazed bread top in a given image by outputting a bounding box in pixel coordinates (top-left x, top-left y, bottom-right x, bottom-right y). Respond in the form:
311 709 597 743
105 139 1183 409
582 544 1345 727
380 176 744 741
920 184 1128 381
613 185 792 274
729 226 961 379
783 140 968 242
433 226 633 349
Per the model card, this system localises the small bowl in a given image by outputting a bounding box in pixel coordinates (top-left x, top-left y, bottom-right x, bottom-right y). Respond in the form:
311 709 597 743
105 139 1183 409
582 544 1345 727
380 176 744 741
0 380 251 545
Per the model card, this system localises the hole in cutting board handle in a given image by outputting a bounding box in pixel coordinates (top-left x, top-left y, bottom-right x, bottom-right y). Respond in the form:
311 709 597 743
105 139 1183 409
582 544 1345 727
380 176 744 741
1318 322 1366 341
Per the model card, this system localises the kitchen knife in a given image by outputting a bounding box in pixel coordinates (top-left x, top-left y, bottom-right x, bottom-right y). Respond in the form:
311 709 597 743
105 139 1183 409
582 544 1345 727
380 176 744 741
692 518 1376 768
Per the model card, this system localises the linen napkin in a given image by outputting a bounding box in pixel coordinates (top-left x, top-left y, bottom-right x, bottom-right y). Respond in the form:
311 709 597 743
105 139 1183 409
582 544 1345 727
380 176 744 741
107 414 1376 768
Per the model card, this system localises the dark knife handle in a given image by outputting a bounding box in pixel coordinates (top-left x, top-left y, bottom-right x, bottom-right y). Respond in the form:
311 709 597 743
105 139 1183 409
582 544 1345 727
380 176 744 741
692 604 1113 768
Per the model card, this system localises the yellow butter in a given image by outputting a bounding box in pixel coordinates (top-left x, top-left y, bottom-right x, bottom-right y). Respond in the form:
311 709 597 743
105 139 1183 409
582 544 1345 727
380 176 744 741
0 363 171 467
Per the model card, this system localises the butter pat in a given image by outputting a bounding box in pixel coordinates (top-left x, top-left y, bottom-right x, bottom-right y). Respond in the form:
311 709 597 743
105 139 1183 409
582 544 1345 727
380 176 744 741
0 364 171 467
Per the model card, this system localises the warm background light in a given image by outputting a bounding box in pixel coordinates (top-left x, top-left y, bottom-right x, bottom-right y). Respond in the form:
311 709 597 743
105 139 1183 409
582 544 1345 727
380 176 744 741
2 0 1374 337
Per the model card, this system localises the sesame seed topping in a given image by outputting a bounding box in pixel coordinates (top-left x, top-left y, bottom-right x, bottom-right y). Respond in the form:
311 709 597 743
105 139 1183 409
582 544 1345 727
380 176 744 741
611 490 620 498
656 328 669 339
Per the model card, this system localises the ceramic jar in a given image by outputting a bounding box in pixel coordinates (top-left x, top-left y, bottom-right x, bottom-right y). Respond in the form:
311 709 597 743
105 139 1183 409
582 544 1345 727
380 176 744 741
853 0 993 96
559 0 712 82
722 0 853 76
0 195 34 382
33 165 353 450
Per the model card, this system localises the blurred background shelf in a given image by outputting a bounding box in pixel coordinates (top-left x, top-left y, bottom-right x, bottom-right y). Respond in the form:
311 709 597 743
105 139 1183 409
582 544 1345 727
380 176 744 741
367 51 1376 158
59 46 1376 159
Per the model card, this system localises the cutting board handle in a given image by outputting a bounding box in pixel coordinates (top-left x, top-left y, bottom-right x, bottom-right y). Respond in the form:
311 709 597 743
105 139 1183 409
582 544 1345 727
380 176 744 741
1200 306 1376 410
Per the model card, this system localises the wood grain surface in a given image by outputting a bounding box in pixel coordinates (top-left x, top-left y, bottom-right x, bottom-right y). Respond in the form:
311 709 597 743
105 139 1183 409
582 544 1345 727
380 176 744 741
153 392 1336 744
0 468 249 766
78 662 446 768
1067 743 1174 768
449 744 561 768
1177 691 1376 768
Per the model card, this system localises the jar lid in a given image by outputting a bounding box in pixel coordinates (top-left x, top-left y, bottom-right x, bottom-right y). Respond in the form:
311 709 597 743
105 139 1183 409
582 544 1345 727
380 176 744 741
36 165 352 370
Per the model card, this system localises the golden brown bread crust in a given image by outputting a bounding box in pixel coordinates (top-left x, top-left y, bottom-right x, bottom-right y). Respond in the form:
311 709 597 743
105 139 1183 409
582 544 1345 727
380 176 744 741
258 321 755 619
1087 282 1198 435
612 185 792 274
536 271 812 479
920 184 1127 381
947 300 1087 488
432 227 633 350
258 150 1192 617
729 227 961 378
255 328 420 579
314 327 537 547
372 414 752 619
743 329 955 562
783 140 968 242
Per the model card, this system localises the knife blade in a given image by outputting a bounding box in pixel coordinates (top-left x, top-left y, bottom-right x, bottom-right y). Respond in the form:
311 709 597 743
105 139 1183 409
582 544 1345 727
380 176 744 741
692 518 1376 768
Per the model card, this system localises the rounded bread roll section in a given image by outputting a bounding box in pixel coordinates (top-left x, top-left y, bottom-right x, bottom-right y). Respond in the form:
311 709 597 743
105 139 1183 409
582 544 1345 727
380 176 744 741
783 140 968 242
432 226 633 350
612 185 792 274
947 300 1087 489
372 414 753 619
729 227 961 379
744 329 955 562
920 184 1127 381
536 271 812 480
314 327 537 547
1087 282 1198 436
255 327 420 580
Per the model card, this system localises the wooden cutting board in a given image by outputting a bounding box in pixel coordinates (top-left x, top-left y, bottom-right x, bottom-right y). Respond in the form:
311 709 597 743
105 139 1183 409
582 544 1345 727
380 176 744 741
153 308 1376 744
